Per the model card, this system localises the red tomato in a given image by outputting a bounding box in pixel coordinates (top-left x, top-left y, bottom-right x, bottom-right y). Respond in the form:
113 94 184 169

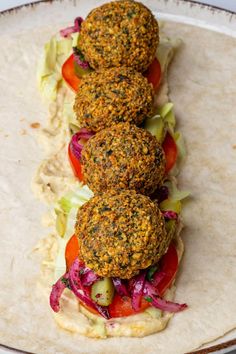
65 234 79 270
109 295 150 318
162 132 178 174
144 58 162 91
68 143 83 181
62 54 80 92
157 243 179 296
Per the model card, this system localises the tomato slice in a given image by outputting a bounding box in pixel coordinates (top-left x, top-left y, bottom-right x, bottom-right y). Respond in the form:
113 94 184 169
109 294 150 318
65 234 79 270
157 243 179 296
162 132 178 174
68 143 83 181
62 54 80 92
144 58 162 91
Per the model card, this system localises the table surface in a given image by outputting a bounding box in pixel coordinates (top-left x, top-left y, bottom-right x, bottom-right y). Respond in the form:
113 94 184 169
0 0 236 12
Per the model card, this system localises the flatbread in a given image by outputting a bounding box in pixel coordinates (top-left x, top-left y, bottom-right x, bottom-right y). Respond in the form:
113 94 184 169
0 1 236 353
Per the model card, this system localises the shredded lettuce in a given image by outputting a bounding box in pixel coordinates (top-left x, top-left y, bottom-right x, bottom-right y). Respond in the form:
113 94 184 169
174 131 187 161
159 178 190 216
157 36 182 73
55 183 93 238
164 178 190 201
37 36 73 101
158 102 176 132
58 183 93 214
144 114 165 143
160 199 181 214
62 98 80 134
145 102 176 142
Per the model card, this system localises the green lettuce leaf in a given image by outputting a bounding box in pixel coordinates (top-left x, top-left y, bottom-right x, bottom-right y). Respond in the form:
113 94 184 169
37 35 73 101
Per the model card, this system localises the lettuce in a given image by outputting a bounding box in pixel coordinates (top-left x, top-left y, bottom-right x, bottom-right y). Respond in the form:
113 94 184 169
55 183 93 238
144 102 176 142
164 178 190 201
37 36 73 101
157 36 182 73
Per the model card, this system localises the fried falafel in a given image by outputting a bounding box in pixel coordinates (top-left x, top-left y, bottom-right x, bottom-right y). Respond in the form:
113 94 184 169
79 0 159 72
73 67 154 132
82 123 166 195
75 189 168 279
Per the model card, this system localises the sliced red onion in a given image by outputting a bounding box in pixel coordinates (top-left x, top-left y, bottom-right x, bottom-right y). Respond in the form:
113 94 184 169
49 273 69 312
143 280 160 296
68 259 110 319
60 17 84 38
73 47 90 69
152 271 166 287
112 278 129 297
70 129 94 161
143 281 187 313
131 271 146 311
150 296 187 312
81 269 100 287
163 210 178 220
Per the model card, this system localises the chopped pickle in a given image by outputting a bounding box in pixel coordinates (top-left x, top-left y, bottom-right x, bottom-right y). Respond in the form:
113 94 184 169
91 277 115 306
160 199 181 214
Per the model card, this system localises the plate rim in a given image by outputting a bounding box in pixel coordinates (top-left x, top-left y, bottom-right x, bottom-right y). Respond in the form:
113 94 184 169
0 0 235 353
0 0 236 16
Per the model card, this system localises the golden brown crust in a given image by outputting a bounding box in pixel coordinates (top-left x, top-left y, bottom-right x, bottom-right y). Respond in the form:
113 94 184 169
73 67 154 132
82 122 166 195
75 189 167 278
80 0 159 72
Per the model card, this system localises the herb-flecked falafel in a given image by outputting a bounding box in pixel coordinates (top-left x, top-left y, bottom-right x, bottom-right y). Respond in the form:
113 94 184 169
79 0 159 72
82 123 166 195
73 67 154 132
75 189 168 279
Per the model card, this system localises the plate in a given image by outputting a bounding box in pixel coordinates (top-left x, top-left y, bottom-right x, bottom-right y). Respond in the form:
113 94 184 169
0 1 236 353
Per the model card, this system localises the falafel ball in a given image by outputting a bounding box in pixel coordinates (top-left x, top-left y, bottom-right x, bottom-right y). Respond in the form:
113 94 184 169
73 67 154 132
75 189 168 279
79 0 159 72
82 123 166 195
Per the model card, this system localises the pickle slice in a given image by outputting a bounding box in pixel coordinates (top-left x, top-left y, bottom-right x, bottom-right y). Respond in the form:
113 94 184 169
91 277 115 306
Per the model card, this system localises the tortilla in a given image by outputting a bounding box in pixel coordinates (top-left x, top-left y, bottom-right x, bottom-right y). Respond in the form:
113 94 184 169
1 0 236 353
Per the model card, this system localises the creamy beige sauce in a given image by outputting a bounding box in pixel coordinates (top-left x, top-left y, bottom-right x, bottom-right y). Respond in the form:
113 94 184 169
33 32 183 338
